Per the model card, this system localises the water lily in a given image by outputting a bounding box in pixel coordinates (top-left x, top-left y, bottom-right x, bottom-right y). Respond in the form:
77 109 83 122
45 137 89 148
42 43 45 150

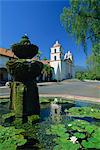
54 98 58 103
26 59 32 62
70 136 77 144
59 98 62 102
68 124 72 127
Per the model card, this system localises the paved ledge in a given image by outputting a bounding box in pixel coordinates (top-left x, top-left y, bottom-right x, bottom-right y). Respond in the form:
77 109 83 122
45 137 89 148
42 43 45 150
39 94 100 103
84 80 100 83
0 94 100 103
0 95 10 99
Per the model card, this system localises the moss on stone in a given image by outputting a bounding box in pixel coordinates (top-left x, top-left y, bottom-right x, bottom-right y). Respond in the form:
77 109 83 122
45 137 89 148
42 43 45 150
11 35 38 59
23 81 40 116
6 36 43 123
14 118 23 125
15 82 25 118
28 115 40 124
6 59 43 82
2 112 15 123
9 81 40 123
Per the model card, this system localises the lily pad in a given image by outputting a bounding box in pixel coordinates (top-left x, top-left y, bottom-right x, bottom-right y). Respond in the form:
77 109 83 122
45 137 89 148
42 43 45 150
67 107 100 119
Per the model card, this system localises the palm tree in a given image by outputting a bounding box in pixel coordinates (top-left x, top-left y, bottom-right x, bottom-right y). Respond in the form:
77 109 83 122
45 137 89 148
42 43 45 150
41 64 53 81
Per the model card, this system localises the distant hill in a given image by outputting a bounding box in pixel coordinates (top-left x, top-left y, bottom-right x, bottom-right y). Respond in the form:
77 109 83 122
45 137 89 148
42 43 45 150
74 65 88 72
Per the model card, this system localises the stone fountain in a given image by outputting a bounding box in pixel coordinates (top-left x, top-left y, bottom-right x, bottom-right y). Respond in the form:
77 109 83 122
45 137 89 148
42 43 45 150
6 35 43 123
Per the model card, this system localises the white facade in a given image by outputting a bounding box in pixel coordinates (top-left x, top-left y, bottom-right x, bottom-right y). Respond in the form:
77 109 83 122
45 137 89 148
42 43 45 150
50 41 73 81
0 55 9 68
0 44 74 83
0 55 11 83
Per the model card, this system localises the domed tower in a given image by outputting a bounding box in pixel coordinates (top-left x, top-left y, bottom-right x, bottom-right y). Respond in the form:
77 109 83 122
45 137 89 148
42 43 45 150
50 41 64 81
64 50 73 78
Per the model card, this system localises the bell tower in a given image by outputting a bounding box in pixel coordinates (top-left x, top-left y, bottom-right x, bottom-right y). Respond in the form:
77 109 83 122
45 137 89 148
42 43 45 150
50 41 63 61
50 41 64 81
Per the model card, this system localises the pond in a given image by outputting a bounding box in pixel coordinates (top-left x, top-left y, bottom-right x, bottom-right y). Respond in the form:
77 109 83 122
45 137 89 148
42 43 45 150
40 100 100 122
0 98 100 150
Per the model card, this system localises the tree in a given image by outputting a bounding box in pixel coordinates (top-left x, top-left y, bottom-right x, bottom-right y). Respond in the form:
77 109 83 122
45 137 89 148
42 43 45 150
86 43 100 80
43 57 47 60
36 50 42 60
60 0 100 54
41 64 53 81
60 0 100 80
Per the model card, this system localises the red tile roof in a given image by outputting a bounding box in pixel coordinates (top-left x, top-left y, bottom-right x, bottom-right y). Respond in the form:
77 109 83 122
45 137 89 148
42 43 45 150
32 58 50 65
41 60 50 65
0 48 51 65
0 48 17 58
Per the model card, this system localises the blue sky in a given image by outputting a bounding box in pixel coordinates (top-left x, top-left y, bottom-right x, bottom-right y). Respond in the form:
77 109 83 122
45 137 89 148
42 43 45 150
0 0 91 66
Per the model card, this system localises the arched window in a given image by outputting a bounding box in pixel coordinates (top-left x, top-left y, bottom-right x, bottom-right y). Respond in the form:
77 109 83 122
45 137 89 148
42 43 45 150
54 49 56 53
54 56 56 61
60 53 61 59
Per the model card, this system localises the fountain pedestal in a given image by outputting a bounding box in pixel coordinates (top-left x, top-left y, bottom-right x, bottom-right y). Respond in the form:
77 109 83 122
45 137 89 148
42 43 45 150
6 35 43 123
10 81 40 118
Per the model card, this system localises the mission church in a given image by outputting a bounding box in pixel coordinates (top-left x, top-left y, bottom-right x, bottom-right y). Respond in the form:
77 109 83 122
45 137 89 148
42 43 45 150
50 40 73 81
0 41 74 84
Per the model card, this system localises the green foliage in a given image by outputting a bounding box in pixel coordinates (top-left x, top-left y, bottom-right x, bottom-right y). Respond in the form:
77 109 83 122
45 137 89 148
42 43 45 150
57 98 73 104
0 125 27 150
74 132 85 139
19 35 31 45
36 50 42 60
40 97 50 103
67 119 90 132
46 124 80 150
28 115 40 124
67 107 100 119
2 112 15 123
43 57 47 60
60 0 100 53
86 43 100 80
75 70 100 80
46 119 100 149
53 139 80 150
0 99 9 104
39 97 73 104
82 128 100 149
15 120 55 149
47 124 68 138
69 120 100 149
75 71 84 80
41 64 53 81
61 0 100 82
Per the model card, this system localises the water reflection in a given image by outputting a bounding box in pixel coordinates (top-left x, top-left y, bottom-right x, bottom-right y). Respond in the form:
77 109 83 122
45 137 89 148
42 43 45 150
50 103 61 123
40 99 100 124
0 99 100 124
75 100 100 109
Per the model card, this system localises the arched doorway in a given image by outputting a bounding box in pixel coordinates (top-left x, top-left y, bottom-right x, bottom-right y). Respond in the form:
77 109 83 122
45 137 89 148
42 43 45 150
0 68 8 85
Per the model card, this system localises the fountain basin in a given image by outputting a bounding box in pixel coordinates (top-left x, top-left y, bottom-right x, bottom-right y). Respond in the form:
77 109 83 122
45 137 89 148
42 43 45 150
6 59 43 82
